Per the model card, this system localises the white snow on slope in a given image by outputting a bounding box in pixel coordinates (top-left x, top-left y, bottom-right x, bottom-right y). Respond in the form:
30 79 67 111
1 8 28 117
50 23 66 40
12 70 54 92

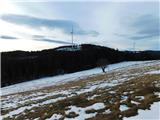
1 92 63 109
145 70 160 74
124 102 160 120
1 76 125 114
1 60 160 120
2 96 67 118
46 103 105 120
1 61 155 96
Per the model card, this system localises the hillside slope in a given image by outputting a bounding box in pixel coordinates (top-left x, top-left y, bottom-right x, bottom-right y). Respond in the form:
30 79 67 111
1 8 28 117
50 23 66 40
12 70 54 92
1 60 160 120
1 61 148 96
2 44 160 87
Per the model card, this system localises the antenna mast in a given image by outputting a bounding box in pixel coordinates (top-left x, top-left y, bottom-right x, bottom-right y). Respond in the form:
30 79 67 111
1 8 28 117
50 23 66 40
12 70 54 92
133 39 136 52
71 25 74 49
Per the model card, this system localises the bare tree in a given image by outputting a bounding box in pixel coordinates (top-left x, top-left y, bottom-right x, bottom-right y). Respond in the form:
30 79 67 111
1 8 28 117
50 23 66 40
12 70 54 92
97 58 109 73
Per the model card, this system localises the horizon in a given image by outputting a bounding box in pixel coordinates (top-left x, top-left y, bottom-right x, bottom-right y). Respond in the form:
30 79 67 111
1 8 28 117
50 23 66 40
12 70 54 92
0 0 159 52
1 43 160 53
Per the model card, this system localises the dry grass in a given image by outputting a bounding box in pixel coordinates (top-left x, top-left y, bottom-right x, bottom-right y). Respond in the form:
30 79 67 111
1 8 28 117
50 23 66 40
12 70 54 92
1 61 160 120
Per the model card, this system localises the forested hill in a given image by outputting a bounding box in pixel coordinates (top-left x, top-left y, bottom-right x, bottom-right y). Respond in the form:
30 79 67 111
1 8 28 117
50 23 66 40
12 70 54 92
2 44 160 87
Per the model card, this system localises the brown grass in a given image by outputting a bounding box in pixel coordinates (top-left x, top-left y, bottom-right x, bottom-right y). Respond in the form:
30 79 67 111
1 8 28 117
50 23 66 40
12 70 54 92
2 61 160 120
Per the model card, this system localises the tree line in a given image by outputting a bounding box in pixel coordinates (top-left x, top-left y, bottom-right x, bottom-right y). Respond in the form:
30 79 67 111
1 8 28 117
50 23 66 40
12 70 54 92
1 44 160 87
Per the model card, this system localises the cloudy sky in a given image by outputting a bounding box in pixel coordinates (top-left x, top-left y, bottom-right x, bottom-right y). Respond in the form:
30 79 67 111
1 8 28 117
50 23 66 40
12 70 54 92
0 0 159 51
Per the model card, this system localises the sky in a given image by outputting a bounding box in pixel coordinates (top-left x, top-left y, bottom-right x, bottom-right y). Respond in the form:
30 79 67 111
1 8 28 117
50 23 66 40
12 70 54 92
0 0 159 52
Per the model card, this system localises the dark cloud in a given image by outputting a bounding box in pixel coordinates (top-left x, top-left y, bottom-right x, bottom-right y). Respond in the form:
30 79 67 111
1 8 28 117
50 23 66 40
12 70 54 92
1 14 99 37
34 38 72 44
129 34 158 40
130 14 159 40
32 34 71 44
115 14 159 40
32 35 45 39
0 35 17 40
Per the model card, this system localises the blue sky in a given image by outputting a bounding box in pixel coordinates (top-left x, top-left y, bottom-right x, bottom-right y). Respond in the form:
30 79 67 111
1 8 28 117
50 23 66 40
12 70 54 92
0 0 159 51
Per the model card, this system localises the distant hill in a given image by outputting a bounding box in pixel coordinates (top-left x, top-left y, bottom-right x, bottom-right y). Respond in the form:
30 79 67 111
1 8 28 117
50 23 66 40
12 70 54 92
1 44 160 87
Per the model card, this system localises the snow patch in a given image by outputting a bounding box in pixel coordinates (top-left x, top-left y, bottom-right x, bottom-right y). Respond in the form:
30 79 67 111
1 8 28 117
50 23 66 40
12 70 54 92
65 103 105 120
124 102 160 120
104 109 111 114
129 91 134 94
65 106 96 120
46 114 63 120
154 92 160 98
86 103 105 110
2 96 67 118
88 94 100 100
121 96 128 102
109 91 116 94
120 105 129 111
131 101 140 105
145 70 160 74
135 96 145 100
123 92 128 95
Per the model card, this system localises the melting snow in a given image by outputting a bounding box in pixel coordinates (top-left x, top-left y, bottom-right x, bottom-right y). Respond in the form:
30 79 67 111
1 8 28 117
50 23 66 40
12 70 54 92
65 102 105 120
1 96 67 118
135 96 145 100
109 91 116 94
124 102 160 120
65 106 96 120
104 109 111 114
123 92 128 95
86 103 105 110
1 60 160 119
121 96 128 102
88 94 100 100
145 70 160 74
154 92 160 98
129 91 134 94
120 105 129 111
131 101 140 105
46 114 63 120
